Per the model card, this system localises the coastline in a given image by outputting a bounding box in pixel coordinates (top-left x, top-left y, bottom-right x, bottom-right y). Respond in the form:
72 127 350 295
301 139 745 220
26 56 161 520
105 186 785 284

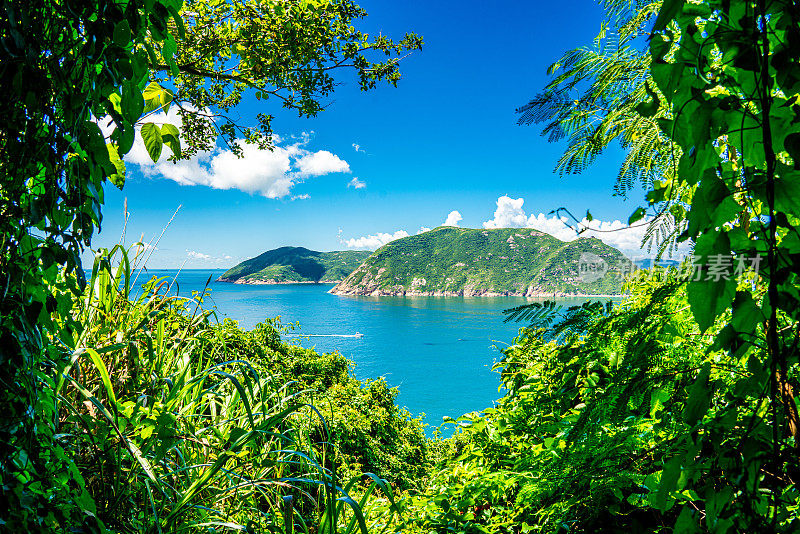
216 278 339 285
328 287 622 298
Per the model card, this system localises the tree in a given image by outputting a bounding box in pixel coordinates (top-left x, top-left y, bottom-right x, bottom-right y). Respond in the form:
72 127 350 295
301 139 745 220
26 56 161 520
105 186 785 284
516 0 689 258
0 0 419 529
150 0 422 159
643 0 800 528
409 0 800 531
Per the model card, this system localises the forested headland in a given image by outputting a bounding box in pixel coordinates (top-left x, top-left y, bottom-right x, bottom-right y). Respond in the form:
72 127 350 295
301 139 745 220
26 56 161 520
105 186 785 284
2 0 800 533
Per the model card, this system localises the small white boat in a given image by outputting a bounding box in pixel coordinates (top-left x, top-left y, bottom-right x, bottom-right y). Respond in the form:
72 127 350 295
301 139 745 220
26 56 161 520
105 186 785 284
354 332 364 338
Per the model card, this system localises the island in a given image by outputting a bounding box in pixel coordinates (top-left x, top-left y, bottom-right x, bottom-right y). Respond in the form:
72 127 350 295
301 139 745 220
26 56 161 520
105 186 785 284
217 247 371 284
330 227 632 296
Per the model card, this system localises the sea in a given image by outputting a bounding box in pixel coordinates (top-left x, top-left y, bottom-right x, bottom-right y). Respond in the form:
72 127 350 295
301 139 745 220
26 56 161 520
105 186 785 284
136 269 604 435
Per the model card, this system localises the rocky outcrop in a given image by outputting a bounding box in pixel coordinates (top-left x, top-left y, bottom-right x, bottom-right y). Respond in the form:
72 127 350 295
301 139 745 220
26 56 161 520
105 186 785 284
328 226 632 297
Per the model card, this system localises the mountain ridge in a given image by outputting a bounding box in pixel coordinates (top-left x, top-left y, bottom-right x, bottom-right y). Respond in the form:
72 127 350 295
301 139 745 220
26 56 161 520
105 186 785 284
330 227 632 297
218 246 371 284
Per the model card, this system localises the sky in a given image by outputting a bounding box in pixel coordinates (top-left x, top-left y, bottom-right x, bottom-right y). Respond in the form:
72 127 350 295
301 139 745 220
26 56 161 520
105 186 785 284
87 0 664 269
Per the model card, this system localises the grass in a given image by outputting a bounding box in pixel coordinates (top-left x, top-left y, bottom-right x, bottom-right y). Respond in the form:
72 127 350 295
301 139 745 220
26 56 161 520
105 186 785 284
54 245 412 532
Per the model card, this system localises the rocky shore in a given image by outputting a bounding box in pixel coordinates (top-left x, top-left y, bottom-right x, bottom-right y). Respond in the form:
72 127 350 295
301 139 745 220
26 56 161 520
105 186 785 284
329 281 619 298
216 278 339 285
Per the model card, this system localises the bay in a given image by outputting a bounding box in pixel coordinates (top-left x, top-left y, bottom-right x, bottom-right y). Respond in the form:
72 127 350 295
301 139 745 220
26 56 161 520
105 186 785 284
139 268 601 434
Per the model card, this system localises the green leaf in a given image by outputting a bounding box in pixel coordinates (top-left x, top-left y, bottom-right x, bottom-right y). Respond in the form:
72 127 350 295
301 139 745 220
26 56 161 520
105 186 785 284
674 506 700 533
628 207 646 225
162 35 179 76
106 143 125 189
636 82 660 117
140 123 163 162
683 363 711 426
657 456 682 511
783 132 800 170
113 20 132 47
774 175 800 215
121 81 144 124
687 231 736 331
85 348 117 406
160 124 181 157
143 81 173 114
167 4 186 40
731 291 762 334
653 0 682 32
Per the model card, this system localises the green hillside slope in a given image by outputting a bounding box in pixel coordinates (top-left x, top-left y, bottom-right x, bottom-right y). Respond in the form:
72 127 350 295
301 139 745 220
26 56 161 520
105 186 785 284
330 227 632 296
218 247 371 284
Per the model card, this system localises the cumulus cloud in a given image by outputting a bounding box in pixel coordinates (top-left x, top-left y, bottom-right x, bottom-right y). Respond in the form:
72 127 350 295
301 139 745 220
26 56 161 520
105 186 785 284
348 177 366 189
417 226 432 234
186 250 212 260
481 195 687 257
443 210 463 227
295 150 350 176
115 108 351 198
482 196 529 229
185 250 238 266
338 198 686 257
342 230 410 250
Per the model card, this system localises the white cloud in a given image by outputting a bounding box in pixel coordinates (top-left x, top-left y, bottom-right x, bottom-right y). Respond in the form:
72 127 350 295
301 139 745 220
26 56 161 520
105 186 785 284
337 197 687 258
348 177 366 189
186 250 212 260
417 226 431 234
342 230 410 250
185 249 239 266
291 194 311 200
295 150 350 176
481 195 688 257
352 143 365 153
482 196 529 229
117 108 350 198
443 210 463 227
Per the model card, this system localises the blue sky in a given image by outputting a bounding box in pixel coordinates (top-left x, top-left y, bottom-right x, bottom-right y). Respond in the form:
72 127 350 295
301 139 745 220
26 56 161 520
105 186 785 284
88 0 654 269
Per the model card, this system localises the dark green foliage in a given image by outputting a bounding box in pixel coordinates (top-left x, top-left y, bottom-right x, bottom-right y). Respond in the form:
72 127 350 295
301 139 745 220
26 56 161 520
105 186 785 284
404 271 768 532
402 0 800 531
219 247 371 283
638 0 800 528
205 316 433 491
0 0 420 530
0 1 179 529
333 227 632 296
55 250 417 531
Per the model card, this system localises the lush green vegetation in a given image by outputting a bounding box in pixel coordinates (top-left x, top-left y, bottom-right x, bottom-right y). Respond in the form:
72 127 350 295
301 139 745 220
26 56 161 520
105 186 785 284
5 0 800 532
219 247 371 284
392 0 800 532
332 227 631 296
0 0 421 530
57 247 432 531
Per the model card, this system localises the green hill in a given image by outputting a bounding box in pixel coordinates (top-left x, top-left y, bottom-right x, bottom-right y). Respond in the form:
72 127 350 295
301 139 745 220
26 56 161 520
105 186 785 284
330 227 632 296
218 247 371 284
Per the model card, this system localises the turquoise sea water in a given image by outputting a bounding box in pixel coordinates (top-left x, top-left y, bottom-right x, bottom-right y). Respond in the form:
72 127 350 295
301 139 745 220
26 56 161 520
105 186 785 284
139 269 599 434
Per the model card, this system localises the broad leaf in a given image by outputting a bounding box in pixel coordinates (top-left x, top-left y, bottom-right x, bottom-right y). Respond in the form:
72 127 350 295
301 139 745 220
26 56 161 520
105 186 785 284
121 81 143 124
160 124 181 158
687 231 736 331
140 123 163 162
683 363 711 426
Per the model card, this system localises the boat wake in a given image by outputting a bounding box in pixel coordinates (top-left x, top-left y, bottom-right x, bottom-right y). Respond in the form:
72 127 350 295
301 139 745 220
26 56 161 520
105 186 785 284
301 332 364 338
